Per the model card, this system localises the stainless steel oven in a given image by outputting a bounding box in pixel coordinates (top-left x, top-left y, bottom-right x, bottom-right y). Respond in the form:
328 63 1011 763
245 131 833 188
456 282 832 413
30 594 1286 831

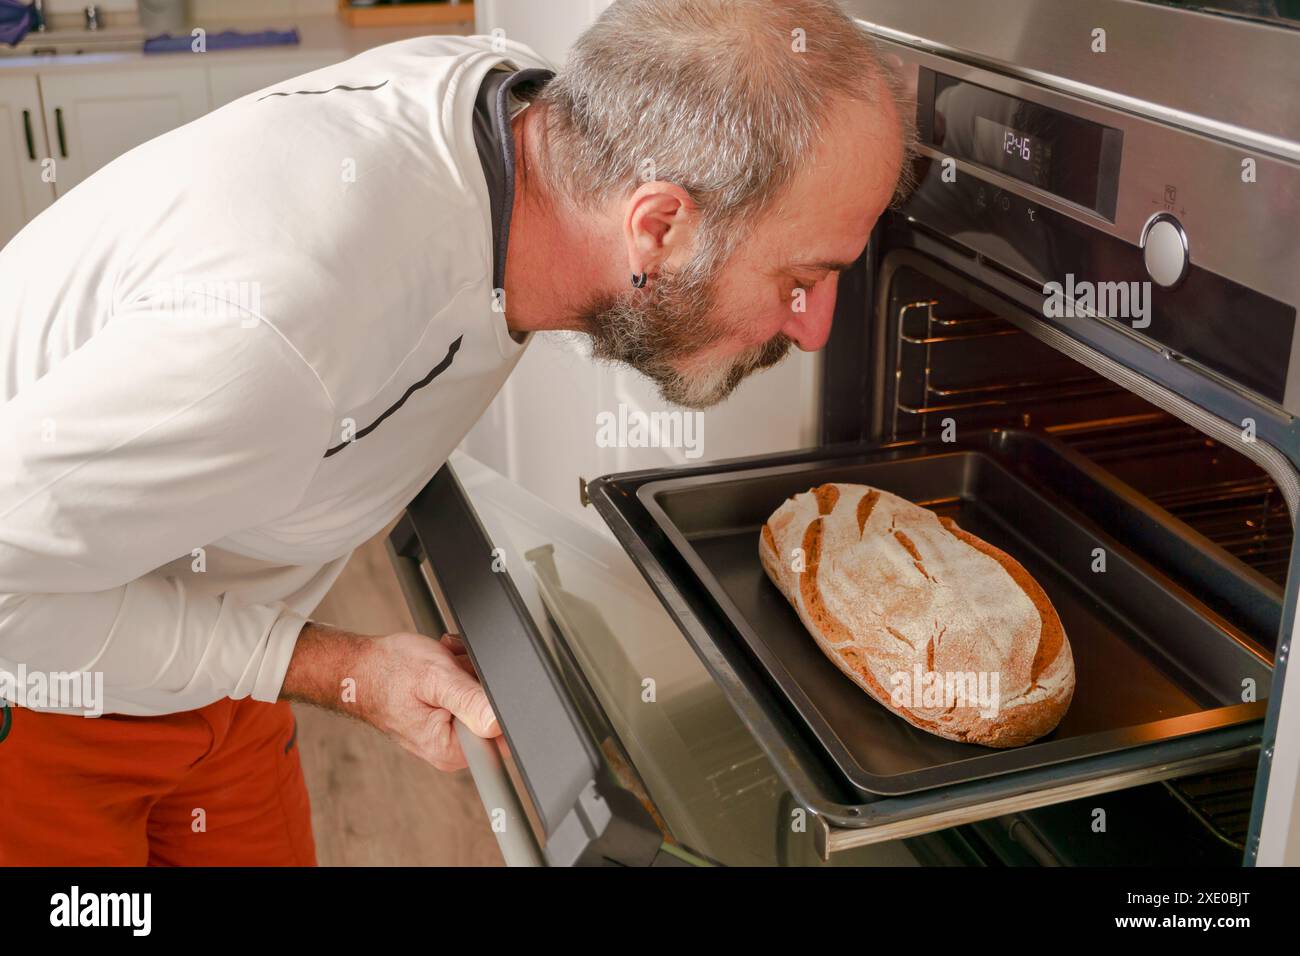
389 0 1300 866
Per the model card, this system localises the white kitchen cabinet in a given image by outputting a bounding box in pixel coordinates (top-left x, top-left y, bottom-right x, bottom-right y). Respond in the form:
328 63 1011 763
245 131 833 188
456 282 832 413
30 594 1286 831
38 66 209 194
0 75 56 250
207 56 336 109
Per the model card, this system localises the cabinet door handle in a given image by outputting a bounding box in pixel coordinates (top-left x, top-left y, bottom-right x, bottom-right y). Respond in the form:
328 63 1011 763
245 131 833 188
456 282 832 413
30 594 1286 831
22 109 35 161
54 107 67 158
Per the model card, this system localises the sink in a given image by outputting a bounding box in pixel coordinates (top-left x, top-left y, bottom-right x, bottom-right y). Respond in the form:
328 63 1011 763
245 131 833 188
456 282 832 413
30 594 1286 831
0 26 146 57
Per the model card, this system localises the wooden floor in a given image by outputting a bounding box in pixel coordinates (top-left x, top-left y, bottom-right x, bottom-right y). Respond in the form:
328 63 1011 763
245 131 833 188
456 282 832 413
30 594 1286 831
293 526 504 866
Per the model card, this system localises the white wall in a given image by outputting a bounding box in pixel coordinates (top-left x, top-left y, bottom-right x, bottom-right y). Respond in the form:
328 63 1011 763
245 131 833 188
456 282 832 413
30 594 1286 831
475 0 612 65
462 333 821 532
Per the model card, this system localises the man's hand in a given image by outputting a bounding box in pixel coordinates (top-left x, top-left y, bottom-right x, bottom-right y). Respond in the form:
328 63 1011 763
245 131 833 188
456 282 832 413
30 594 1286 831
282 623 501 772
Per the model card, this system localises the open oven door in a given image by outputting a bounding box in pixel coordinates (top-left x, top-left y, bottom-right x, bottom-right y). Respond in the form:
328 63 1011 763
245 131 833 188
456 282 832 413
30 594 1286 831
388 451 936 867
386 461 672 867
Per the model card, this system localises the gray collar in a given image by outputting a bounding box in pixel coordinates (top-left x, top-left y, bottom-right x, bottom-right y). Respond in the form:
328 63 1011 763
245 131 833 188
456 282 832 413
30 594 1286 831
472 66 555 294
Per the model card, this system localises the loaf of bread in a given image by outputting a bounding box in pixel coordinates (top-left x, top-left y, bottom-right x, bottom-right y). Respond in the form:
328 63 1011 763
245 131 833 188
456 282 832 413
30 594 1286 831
759 483 1074 747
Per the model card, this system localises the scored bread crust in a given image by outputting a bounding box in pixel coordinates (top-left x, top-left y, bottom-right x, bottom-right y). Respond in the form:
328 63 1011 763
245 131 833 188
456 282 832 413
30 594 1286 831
759 483 1074 748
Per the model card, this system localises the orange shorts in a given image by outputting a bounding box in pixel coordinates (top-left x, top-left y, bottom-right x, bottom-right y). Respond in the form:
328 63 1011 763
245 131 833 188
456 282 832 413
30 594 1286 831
0 696 317 866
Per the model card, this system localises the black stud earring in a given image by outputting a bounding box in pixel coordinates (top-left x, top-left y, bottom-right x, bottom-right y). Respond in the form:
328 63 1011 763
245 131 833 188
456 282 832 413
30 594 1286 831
631 272 648 288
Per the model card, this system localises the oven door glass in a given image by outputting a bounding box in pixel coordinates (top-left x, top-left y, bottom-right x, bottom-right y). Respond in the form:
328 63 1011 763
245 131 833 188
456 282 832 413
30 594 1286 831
423 451 923 866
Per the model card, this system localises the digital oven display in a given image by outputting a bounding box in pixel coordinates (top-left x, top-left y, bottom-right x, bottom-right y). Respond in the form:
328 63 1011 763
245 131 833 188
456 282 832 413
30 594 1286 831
973 116 1054 189
920 71 1124 220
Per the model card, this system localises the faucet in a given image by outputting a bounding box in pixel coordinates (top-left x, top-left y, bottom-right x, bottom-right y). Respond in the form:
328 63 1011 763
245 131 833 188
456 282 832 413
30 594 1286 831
32 0 47 33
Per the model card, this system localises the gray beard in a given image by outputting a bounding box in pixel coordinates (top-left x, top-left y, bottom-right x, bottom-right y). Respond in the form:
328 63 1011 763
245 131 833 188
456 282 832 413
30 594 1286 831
580 267 793 409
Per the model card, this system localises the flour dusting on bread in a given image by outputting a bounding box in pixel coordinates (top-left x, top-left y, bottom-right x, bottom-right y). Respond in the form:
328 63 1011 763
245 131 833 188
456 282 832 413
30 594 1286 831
759 483 1074 747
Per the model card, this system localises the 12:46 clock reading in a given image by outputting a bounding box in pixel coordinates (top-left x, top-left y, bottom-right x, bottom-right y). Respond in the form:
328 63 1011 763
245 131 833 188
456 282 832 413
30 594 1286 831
973 116 1054 190
1004 128 1033 161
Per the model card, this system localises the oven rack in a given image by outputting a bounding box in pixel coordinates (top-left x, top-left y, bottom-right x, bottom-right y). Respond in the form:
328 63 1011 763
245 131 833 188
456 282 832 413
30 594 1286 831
892 299 1132 430
1057 420 1294 587
892 299 1294 588
1164 765 1259 851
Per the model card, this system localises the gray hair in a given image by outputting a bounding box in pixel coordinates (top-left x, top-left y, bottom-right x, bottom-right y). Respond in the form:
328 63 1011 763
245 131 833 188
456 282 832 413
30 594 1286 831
535 0 913 268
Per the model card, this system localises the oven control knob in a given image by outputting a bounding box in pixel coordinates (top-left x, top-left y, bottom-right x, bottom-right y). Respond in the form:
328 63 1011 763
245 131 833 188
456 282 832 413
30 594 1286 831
1141 213 1189 289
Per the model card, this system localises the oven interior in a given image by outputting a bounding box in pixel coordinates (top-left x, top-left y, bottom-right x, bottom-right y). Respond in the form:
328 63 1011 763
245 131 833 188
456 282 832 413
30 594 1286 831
587 251 1289 863
585 251 1289 864
880 261 1287 856
882 263 1289 641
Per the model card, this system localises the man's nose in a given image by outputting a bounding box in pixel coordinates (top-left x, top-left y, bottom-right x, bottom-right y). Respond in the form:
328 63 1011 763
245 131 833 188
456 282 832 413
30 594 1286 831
780 284 837 352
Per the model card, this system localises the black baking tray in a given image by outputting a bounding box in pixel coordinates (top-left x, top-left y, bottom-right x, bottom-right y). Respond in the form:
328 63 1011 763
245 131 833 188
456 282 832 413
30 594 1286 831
633 430 1274 797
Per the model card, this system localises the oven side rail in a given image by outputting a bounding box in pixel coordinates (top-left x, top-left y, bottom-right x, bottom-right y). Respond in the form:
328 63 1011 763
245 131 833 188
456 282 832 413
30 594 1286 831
387 463 663 867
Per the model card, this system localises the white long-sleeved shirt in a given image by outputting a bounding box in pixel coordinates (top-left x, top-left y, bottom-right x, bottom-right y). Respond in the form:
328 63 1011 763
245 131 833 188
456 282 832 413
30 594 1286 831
0 36 551 715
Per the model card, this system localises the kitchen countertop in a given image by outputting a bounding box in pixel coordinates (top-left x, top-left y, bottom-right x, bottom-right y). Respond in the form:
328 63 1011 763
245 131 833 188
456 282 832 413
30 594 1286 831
0 13 473 73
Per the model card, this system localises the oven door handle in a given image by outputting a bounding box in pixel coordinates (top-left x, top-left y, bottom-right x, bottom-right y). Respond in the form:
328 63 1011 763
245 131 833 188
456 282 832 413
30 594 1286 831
388 463 661 867
386 531 545 867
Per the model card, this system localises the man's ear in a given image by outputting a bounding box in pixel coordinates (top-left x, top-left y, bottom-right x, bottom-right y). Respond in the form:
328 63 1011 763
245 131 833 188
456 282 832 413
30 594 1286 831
623 182 698 278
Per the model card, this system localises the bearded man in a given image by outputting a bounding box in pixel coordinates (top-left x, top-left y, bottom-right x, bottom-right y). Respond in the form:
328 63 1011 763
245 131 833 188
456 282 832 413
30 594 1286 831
0 0 906 864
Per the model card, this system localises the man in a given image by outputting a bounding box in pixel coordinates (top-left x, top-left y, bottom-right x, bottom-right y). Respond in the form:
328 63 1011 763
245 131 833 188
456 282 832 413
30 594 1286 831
0 0 906 864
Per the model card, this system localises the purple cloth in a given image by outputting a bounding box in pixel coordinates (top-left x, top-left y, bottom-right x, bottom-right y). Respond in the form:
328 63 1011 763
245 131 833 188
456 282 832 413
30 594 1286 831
144 28 300 55
0 0 36 47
